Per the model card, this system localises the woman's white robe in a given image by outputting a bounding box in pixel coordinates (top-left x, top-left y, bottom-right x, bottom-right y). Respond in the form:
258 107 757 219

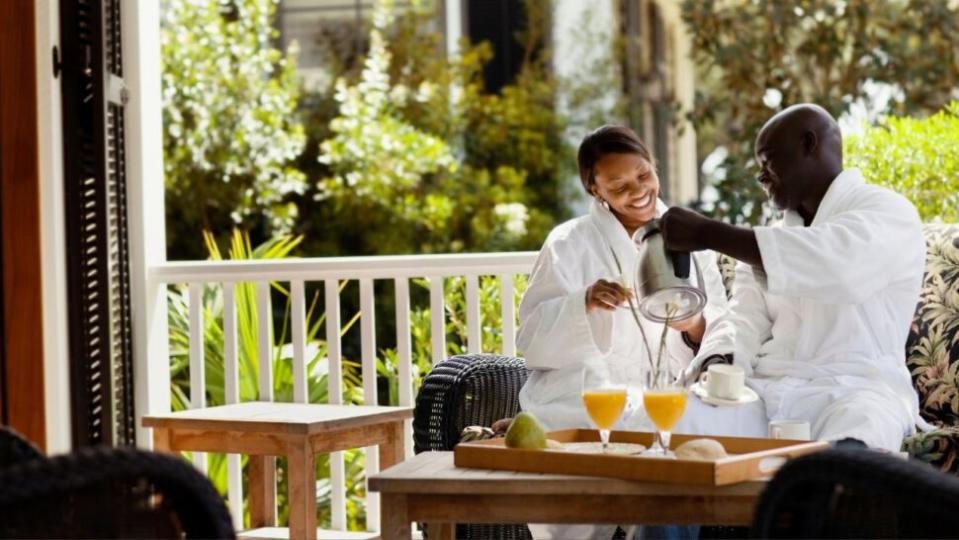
517 199 767 437
731 168 926 451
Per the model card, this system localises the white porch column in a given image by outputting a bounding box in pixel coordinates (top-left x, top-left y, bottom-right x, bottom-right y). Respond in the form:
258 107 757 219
34 0 72 454
444 0 463 59
123 0 170 447
657 0 699 205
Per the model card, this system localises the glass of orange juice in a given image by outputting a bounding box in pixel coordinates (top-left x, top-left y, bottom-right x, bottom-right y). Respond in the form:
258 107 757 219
642 367 688 456
582 362 628 453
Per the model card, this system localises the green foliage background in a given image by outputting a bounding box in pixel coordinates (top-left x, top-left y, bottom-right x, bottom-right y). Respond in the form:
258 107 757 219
845 102 959 223
682 0 959 224
162 0 575 260
160 0 959 531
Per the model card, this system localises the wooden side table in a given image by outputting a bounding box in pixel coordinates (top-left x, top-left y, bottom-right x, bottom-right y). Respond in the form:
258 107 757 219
143 402 413 540
370 451 767 540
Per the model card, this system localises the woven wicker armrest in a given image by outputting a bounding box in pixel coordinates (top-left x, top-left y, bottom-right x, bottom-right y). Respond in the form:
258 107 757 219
413 353 529 453
753 447 959 538
412 354 532 540
0 427 44 469
0 446 235 539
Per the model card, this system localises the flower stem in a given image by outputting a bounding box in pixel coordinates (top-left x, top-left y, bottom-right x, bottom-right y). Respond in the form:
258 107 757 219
609 245 655 373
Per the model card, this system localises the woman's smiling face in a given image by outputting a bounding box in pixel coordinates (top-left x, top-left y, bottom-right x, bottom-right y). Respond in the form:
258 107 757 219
592 152 660 232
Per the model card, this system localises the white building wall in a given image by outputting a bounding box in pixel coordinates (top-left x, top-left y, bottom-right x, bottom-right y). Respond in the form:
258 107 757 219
551 0 699 209
551 0 619 213
656 0 699 206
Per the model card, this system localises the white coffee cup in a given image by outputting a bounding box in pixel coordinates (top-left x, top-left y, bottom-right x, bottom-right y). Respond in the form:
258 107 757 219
701 364 745 400
768 420 811 441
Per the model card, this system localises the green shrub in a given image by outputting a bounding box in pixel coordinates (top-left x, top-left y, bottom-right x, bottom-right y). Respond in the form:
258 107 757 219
845 102 959 223
161 0 306 259
682 0 959 224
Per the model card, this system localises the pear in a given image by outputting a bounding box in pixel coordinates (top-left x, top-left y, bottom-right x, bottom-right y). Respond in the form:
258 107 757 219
505 412 547 449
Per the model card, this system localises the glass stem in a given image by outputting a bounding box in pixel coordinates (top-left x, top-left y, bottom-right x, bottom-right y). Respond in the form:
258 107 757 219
600 429 611 453
658 430 672 453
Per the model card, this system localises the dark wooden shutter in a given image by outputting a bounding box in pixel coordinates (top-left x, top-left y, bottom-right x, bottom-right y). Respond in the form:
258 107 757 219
60 0 135 447
0 128 5 426
466 0 528 93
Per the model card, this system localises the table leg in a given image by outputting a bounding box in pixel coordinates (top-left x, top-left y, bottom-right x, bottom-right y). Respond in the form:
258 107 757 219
248 455 276 528
152 428 172 453
381 494 411 540
378 421 405 470
286 444 316 540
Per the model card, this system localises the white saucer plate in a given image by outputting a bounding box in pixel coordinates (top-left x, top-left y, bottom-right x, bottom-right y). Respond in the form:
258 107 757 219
690 382 759 407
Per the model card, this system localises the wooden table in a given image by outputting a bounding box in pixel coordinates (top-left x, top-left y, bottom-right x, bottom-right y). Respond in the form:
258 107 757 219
143 402 413 540
369 452 767 540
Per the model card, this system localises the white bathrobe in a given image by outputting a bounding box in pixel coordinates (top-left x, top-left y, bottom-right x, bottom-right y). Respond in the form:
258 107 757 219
731 168 926 452
517 199 768 436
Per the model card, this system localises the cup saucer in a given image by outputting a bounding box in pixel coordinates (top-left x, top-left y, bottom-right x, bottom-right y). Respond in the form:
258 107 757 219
690 382 759 407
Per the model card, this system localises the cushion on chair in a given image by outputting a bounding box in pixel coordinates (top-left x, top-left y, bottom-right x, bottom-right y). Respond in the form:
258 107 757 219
906 224 959 428
901 426 959 474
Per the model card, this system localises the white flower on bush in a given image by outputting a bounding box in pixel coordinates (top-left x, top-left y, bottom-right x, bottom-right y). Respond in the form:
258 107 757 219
493 203 529 237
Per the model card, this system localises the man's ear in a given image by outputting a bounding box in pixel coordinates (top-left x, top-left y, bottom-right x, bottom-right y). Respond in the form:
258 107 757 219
802 130 818 156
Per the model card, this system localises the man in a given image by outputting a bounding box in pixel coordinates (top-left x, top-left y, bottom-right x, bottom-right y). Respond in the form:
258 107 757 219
661 104 926 451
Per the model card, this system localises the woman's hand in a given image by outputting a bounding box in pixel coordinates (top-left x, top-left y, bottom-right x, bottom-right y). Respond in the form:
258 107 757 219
585 279 632 312
669 312 705 344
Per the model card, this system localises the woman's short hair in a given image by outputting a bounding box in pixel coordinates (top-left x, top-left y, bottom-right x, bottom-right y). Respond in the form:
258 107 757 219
577 125 654 194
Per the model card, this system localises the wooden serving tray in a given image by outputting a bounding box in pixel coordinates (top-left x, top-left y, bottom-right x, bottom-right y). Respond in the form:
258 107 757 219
454 429 828 486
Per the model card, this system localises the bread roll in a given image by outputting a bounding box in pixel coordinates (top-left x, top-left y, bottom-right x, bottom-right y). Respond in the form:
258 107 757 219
674 438 728 460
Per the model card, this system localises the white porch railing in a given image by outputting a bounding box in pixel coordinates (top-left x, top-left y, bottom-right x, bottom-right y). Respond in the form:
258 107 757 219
149 251 537 532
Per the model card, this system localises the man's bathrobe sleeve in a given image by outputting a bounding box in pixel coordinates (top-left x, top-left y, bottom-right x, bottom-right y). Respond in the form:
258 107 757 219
754 193 922 305
516 237 614 371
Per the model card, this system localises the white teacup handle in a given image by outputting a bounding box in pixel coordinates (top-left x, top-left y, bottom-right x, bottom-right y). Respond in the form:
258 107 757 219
700 373 710 384
771 426 782 439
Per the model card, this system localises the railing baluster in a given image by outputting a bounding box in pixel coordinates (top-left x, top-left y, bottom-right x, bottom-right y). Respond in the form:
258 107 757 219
188 283 206 473
465 274 481 354
254 281 276 523
429 276 446 365
359 278 380 531
256 282 273 401
323 279 346 531
394 278 413 460
500 274 516 356
291 280 307 403
222 282 243 529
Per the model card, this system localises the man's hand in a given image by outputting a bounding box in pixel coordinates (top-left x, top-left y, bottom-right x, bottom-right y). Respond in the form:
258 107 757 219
586 279 632 312
660 207 714 252
662 207 765 269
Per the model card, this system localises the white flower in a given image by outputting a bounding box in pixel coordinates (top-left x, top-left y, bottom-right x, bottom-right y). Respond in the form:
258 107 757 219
763 88 783 109
493 203 529 237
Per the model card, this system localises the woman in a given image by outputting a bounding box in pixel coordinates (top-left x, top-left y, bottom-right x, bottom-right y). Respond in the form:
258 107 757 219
517 125 766 438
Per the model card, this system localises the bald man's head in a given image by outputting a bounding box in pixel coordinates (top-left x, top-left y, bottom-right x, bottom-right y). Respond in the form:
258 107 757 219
754 104 844 215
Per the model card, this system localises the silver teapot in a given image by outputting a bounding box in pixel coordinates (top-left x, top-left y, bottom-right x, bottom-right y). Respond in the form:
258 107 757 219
632 219 707 323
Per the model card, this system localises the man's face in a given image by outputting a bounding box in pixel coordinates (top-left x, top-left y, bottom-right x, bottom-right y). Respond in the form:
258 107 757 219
755 129 805 211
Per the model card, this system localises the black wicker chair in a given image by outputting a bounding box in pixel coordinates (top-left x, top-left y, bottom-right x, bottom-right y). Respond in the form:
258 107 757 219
413 353 533 539
0 426 44 467
752 447 959 538
0 442 235 539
